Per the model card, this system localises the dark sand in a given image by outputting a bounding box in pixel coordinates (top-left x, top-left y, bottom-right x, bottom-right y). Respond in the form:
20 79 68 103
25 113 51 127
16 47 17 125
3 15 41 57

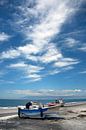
0 103 86 130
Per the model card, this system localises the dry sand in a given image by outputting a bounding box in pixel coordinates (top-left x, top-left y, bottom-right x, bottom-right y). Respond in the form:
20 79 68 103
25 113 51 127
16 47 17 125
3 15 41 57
0 103 86 130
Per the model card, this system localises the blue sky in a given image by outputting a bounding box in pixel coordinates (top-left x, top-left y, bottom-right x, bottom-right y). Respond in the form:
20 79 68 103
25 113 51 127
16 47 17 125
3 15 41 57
0 0 86 99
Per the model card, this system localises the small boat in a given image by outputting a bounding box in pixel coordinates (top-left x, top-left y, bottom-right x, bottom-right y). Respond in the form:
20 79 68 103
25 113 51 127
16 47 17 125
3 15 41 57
48 102 57 107
47 99 64 108
18 107 48 118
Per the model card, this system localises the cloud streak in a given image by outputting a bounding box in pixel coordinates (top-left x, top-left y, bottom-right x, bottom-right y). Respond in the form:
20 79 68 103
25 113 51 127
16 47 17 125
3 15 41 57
0 32 10 42
12 88 83 97
78 44 86 52
8 62 44 81
54 58 79 67
65 38 79 48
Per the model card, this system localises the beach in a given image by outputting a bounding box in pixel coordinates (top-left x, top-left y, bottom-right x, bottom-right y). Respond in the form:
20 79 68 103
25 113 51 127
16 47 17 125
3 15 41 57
0 102 86 130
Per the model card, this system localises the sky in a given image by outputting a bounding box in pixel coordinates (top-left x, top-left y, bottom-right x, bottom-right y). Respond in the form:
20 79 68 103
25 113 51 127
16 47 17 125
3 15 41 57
0 0 86 99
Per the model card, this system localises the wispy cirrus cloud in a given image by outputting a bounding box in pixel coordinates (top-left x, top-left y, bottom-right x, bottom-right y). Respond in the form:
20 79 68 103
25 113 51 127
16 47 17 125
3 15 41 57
1 49 20 59
78 44 86 52
8 62 28 68
65 38 79 48
40 43 62 63
0 32 10 42
12 88 83 97
0 0 82 82
12 89 42 96
8 62 44 81
54 58 79 67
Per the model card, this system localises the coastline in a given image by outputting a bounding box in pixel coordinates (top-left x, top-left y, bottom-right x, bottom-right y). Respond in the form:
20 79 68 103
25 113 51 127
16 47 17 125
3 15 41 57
0 102 86 130
0 101 86 119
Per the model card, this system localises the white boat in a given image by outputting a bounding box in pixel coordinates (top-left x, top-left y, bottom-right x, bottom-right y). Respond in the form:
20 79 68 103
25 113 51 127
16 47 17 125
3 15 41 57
18 107 48 118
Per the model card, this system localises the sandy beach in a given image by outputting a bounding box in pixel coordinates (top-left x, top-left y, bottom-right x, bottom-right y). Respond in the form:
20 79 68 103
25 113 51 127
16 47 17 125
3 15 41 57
0 103 86 130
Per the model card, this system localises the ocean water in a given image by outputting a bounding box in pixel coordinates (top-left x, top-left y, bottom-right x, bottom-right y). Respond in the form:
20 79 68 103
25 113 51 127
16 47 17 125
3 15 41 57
0 99 53 107
0 97 86 107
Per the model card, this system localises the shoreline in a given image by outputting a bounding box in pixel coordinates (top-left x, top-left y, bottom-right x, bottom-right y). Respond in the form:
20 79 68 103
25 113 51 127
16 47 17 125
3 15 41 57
0 101 86 119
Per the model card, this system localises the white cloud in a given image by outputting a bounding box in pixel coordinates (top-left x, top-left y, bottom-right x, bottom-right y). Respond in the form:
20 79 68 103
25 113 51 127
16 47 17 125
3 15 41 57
1 0 81 59
0 0 82 81
0 32 10 42
15 0 79 51
63 89 81 93
62 66 74 71
28 0 74 48
26 65 44 74
25 55 39 62
54 58 79 67
40 43 62 63
47 70 61 75
65 38 79 48
1 49 20 59
27 74 42 82
78 44 86 52
12 89 42 96
18 44 40 55
23 64 44 81
8 62 43 81
12 88 83 97
9 62 28 68
0 44 40 59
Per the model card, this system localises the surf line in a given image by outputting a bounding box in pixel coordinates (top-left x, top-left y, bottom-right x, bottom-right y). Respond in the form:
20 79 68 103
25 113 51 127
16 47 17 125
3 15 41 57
0 115 18 120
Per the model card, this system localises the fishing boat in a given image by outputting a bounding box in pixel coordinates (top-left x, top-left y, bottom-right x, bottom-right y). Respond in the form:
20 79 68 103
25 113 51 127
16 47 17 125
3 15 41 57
18 107 48 118
48 99 64 107
48 102 57 107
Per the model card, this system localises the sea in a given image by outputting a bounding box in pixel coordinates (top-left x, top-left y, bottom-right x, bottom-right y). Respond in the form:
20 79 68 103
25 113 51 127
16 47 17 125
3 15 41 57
0 96 86 108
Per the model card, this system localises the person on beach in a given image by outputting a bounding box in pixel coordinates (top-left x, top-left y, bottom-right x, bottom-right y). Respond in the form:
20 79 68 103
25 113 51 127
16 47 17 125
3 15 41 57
38 102 43 118
58 99 64 107
26 101 33 109
55 99 59 104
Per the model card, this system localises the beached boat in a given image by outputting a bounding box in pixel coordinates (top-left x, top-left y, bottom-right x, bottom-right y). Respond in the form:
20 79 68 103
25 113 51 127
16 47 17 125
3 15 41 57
47 99 64 108
18 107 48 118
48 102 57 107
47 103 61 110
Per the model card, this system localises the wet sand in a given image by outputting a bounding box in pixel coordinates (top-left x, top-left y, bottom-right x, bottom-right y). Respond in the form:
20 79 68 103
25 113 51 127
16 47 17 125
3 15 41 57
0 108 17 117
0 103 86 130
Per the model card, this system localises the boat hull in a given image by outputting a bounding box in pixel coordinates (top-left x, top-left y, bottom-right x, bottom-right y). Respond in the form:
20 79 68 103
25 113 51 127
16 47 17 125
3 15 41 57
18 107 48 118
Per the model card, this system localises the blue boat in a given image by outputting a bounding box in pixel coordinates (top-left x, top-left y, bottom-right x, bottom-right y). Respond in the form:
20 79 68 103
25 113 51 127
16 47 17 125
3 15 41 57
18 107 48 118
